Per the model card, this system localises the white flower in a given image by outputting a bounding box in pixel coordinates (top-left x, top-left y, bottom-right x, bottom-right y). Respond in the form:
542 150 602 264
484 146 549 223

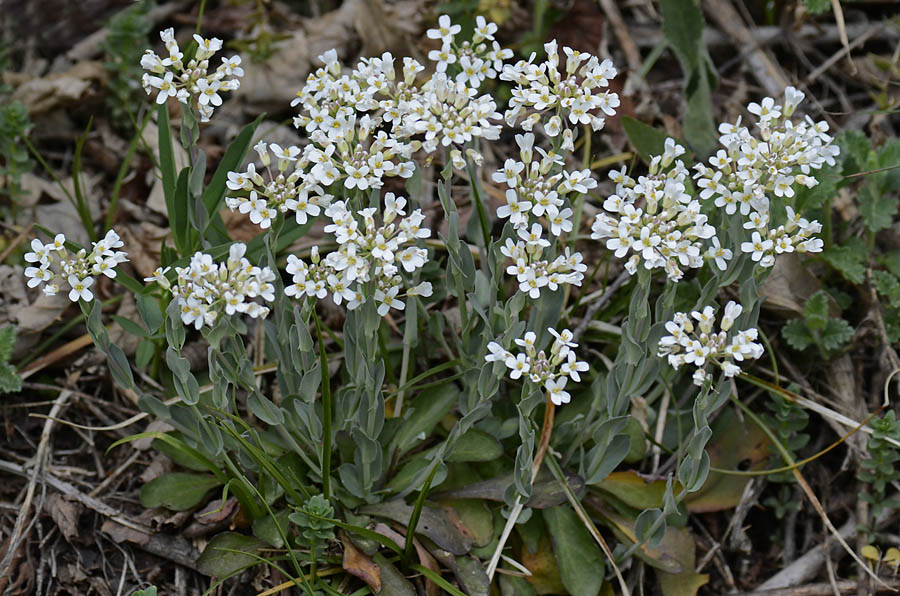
67 275 94 302
427 15 461 44
658 302 763 382
545 377 571 405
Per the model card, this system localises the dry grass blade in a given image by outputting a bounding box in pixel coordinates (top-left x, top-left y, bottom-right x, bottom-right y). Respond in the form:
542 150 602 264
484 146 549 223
830 0 857 75
18 333 94 380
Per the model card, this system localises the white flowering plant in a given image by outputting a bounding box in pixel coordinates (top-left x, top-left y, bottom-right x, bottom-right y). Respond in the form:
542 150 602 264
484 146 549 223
21 13 883 595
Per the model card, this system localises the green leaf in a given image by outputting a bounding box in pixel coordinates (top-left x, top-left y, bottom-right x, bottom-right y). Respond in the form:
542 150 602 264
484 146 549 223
874 270 900 307
140 472 222 511
173 167 191 253
247 391 285 426
880 250 900 279
622 116 672 163
660 0 704 70
112 314 149 338
822 318 854 352
544 506 605 596
822 237 867 284
878 138 900 192
157 104 177 232
131 587 157 596
136 293 163 332
683 66 717 157
803 0 831 12
837 130 872 175
782 318 814 351
803 291 830 331
0 363 22 394
0 325 17 362
392 383 458 456
858 183 898 232
151 436 214 472
196 532 265 577
447 428 503 462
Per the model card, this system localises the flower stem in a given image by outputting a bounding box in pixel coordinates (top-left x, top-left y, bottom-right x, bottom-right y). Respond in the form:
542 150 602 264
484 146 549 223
486 392 557 581
313 310 332 500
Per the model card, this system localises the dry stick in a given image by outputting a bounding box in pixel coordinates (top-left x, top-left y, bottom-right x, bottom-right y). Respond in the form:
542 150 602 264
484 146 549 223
740 578 900 596
0 224 33 264
704 0 789 98
572 269 631 344
804 25 882 86
650 388 670 474
830 0 857 75
733 396 896 592
19 333 94 381
757 507 900 590
597 0 642 72
485 395 556 581
0 389 73 577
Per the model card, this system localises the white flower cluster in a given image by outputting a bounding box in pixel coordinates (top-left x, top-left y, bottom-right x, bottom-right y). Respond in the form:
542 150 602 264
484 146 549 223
492 132 594 234
590 139 720 281
152 244 275 330
500 40 620 140
290 16 504 171
141 29 243 122
284 194 433 316
485 328 589 405
657 301 764 386
24 230 128 302
502 229 587 299
225 141 334 229
693 86 837 266
426 15 513 89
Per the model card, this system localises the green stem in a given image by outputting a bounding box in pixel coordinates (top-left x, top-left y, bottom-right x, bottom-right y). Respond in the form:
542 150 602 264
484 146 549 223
466 160 492 250
194 0 208 35
394 303 415 417
314 310 333 500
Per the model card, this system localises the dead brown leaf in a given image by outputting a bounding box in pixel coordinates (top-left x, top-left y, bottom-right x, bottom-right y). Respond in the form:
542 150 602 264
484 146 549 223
100 519 151 546
10 61 106 116
340 530 382 592
45 493 83 543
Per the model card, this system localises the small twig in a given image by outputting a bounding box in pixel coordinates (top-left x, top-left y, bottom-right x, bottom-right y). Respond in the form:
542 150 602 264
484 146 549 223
572 270 630 344
597 0 642 72
650 388 670 474
830 0 857 75
0 388 73 578
804 25 881 85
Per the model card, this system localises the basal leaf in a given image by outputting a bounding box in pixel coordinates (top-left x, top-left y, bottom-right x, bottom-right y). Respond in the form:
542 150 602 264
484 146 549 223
140 472 221 511
391 383 458 456
196 532 265 577
544 505 605 596
446 428 502 462
782 318 813 351
822 237 866 284
873 270 900 307
822 317 854 352
803 291 830 331
858 183 898 232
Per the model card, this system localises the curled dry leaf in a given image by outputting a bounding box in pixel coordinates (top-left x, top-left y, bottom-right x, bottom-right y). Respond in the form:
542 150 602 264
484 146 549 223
10 61 106 116
45 493 83 543
341 531 382 592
